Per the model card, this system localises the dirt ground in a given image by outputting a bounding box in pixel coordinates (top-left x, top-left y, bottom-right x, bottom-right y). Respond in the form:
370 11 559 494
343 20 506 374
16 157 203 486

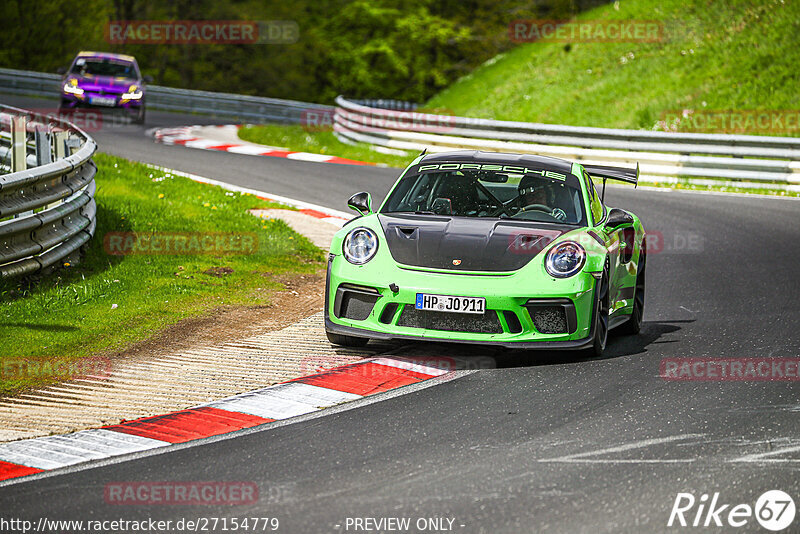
115 270 327 364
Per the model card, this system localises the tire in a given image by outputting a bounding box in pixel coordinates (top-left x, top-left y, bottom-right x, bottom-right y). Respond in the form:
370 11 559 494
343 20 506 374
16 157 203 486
619 246 646 335
586 267 610 358
326 330 369 347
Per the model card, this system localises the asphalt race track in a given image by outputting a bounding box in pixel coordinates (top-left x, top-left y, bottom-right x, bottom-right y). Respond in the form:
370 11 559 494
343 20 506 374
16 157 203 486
2 94 799 533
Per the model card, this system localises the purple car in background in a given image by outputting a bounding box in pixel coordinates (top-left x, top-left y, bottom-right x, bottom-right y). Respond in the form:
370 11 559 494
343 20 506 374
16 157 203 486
58 51 151 124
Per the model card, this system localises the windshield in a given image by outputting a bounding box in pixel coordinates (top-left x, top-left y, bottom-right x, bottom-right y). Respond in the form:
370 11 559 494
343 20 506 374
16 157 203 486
71 57 138 79
381 167 587 225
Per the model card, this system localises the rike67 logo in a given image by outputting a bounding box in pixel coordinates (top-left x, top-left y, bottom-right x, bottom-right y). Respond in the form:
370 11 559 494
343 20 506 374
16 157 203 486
668 490 795 531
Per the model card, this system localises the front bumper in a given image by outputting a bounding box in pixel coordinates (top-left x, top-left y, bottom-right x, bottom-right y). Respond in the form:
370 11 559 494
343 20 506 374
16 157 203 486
61 92 144 110
325 253 599 350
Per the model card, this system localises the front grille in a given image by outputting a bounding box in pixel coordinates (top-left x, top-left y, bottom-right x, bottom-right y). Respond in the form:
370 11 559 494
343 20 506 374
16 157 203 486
529 306 568 334
397 307 503 334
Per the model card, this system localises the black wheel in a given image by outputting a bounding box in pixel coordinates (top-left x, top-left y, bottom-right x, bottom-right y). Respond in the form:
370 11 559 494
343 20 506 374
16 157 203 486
326 330 369 347
620 246 646 335
586 267 610 358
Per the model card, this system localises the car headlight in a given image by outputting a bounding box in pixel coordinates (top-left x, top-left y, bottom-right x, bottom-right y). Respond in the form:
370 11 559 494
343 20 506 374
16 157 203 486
63 81 83 95
343 227 378 265
545 241 586 278
122 85 143 99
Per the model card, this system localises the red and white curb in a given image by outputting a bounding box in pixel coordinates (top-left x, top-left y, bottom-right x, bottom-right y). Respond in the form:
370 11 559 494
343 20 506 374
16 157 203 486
152 124 374 166
0 357 449 483
145 164 351 228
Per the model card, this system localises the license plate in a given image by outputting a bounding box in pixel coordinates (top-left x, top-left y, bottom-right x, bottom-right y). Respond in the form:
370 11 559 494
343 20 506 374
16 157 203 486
89 96 117 106
415 293 485 314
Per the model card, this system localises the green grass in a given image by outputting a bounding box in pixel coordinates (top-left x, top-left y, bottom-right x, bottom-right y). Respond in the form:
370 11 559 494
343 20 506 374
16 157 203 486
426 0 800 135
238 123 415 168
0 153 325 397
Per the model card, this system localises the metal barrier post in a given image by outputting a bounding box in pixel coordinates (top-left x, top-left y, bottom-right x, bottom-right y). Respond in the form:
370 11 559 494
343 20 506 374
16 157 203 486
35 128 52 166
10 115 27 172
36 128 63 210
53 131 67 160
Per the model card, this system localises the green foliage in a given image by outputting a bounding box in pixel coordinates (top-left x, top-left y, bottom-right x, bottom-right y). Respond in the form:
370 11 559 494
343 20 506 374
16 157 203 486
0 0 604 103
427 0 800 133
0 0 111 71
312 1 470 102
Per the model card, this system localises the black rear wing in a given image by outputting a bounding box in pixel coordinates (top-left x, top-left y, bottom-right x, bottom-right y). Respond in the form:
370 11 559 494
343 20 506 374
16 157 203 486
583 163 639 187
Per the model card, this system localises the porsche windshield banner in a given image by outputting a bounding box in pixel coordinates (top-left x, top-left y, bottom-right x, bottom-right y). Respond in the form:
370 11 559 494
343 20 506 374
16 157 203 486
416 163 568 181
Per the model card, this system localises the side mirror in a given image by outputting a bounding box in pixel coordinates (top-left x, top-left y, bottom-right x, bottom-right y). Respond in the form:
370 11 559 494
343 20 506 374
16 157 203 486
143 75 154 84
605 208 634 230
56 66 67 75
347 191 372 216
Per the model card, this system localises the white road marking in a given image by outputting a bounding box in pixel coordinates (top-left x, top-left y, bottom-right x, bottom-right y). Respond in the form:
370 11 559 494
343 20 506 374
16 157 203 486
144 164 352 220
226 145 275 155
538 434 704 463
0 429 170 469
261 382 362 407
730 444 800 463
321 216 347 228
207 390 318 420
286 152 334 162
183 139 226 149
206 382 360 421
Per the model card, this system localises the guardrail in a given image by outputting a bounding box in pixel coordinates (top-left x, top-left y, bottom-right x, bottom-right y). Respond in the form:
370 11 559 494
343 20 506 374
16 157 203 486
0 104 97 279
334 96 800 190
0 67 333 124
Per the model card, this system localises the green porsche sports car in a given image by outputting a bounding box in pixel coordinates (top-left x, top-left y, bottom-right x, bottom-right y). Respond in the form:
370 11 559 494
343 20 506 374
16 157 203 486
325 151 646 357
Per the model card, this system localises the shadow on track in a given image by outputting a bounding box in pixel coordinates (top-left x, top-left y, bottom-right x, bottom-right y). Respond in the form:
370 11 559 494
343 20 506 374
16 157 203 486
366 319 694 372
494 319 693 369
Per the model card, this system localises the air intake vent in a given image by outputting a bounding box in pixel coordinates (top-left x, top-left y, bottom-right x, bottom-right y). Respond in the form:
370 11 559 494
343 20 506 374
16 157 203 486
334 285 380 321
397 307 502 334
529 306 568 334
524 298 577 334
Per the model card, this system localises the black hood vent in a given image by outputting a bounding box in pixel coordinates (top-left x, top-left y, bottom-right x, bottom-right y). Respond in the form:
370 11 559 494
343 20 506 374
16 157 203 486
378 214 571 272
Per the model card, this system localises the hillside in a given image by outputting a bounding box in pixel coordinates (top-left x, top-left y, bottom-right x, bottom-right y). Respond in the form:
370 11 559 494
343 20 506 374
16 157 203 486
426 0 800 134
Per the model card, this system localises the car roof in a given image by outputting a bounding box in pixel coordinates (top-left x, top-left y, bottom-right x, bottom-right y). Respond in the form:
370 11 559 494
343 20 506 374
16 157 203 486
76 51 136 63
419 150 574 174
